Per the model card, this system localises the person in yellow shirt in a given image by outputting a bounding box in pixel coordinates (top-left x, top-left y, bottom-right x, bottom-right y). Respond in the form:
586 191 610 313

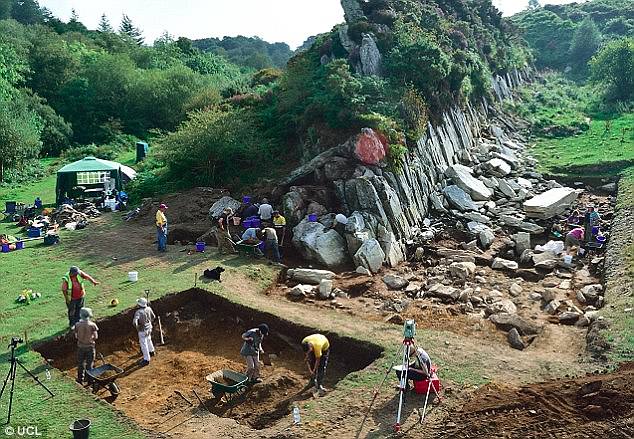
302 333 330 396
272 211 286 226
156 203 168 252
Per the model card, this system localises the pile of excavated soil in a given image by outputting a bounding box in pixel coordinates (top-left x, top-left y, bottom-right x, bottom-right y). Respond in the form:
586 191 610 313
434 362 634 438
134 187 231 244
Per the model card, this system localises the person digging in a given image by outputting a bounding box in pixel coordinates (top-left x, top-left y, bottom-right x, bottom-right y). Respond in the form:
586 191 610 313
240 323 269 384
302 333 330 396
61 266 99 328
74 307 98 385
133 298 156 366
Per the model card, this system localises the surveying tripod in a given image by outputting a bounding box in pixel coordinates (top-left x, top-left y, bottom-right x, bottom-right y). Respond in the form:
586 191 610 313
354 320 442 438
0 337 54 425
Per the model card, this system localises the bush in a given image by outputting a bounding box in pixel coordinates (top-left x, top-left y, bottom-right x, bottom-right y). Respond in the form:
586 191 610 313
590 37 634 103
157 107 281 189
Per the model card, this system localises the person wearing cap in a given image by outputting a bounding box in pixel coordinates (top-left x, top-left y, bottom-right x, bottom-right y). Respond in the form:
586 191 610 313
302 333 330 396
156 203 168 252
133 298 156 366
62 266 99 327
258 198 273 222
216 207 236 254
74 307 99 384
240 323 269 384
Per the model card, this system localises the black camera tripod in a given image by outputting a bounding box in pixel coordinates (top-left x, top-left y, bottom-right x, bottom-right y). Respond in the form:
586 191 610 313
0 338 54 425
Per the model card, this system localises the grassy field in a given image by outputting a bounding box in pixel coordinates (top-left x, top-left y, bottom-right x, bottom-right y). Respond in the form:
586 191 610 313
0 153 282 438
508 73 634 179
531 112 634 178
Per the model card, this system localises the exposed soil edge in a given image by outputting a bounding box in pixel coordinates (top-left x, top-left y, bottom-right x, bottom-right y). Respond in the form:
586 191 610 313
592 177 634 360
34 287 384 372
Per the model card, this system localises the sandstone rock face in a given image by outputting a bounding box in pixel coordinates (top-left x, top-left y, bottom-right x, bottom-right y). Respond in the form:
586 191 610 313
292 220 349 268
443 185 478 211
353 238 385 273
341 0 365 22
280 67 530 268
208 196 241 220
358 34 382 76
287 269 336 284
445 164 493 201
355 128 388 165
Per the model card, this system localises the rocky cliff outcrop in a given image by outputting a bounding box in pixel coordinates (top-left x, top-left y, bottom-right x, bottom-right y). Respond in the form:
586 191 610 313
279 67 538 269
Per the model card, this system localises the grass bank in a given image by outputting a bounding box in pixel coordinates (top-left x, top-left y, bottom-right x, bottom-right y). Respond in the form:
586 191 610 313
507 73 634 179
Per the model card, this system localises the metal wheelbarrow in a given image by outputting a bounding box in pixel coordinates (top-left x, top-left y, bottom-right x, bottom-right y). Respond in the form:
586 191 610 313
86 363 124 397
206 369 249 403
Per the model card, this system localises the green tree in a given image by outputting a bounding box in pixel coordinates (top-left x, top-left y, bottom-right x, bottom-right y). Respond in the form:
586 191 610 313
119 14 144 45
569 17 602 70
527 0 540 10
0 0 12 19
158 107 277 187
11 0 42 25
26 28 79 103
590 38 634 102
97 13 114 33
0 83 42 181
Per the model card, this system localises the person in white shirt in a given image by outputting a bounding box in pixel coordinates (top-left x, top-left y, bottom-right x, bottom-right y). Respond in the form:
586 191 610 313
258 198 273 221
133 298 156 366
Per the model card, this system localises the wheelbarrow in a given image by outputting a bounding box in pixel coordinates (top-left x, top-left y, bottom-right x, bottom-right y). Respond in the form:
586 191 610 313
235 241 264 258
86 363 124 397
206 369 249 403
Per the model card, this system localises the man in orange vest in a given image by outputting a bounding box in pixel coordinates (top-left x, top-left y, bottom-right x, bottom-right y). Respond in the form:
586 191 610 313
61 266 99 328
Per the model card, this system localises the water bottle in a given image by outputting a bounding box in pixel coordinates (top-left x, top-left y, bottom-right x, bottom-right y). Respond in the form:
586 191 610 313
45 368 51 380
292 404 301 425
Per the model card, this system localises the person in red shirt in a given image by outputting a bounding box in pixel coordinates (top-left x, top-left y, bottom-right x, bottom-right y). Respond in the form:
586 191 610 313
61 266 99 328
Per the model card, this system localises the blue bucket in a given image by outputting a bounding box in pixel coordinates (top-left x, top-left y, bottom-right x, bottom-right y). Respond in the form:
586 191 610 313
196 242 206 252
596 235 606 244
308 214 318 222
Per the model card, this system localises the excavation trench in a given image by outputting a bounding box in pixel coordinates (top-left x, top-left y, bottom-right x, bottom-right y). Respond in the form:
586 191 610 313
35 288 382 432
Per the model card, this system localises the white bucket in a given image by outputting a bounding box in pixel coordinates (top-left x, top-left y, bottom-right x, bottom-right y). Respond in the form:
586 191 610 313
563 255 573 265
128 271 138 282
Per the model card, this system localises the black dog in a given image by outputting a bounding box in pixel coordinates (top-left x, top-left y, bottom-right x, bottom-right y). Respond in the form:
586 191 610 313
203 266 225 282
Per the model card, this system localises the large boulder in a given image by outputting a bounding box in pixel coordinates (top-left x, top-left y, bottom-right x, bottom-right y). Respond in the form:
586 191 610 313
287 269 336 285
492 257 518 271
208 196 241 220
292 220 350 268
484 158 512 177
443 185 478 211
382 274 409 290
358 34 382 76
512 232 531 256
354 128 388 165
489 313 542 335
353 238 385 274
445 164 493 201
523 187 579 219
282 191 305 225
448 262 476 281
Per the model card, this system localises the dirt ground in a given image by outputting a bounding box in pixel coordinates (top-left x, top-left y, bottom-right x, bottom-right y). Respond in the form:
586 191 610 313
37 187 630 439
43 292 379 435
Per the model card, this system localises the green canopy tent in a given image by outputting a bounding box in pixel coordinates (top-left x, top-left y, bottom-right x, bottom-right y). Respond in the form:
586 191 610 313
56 157 123 205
